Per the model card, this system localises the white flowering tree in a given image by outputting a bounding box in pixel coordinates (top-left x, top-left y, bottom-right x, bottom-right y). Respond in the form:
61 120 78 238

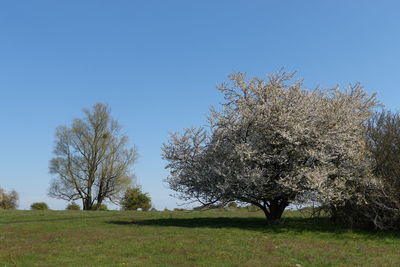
162 72 378 222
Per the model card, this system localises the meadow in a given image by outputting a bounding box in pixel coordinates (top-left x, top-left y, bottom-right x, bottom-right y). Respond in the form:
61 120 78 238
1 209 399 266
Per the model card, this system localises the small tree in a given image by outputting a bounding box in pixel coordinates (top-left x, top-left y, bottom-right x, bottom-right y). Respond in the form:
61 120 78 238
0 188 19 210
162 71 378 223
121 186 151 211
49 103 138 210
31 202 49 210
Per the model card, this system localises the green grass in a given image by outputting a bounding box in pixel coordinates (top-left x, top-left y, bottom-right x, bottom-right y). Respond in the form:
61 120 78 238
0 209 399 266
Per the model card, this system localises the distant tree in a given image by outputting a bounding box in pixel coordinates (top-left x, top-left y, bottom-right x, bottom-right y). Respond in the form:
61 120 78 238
162 71 378 223
120 186 151 211
31 202 49 210
66 202 81 210
49 103 138 210
0 187 18 210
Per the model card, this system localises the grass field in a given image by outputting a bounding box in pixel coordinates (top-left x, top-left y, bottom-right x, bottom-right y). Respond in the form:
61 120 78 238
1 209 399 266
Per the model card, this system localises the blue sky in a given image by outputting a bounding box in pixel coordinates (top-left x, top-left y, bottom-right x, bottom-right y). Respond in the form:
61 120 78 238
0 1 399 210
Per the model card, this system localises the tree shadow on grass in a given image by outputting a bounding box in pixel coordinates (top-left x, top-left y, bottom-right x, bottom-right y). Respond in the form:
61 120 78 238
107 216 400 240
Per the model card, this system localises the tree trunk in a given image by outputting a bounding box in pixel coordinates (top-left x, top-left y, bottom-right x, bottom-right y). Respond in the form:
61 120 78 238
95 200 103 210
259 199 289 224
83 197 93 210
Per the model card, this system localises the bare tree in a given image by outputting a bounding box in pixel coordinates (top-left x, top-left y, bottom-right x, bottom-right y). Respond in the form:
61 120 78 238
49 103 137 210
162 71 378 222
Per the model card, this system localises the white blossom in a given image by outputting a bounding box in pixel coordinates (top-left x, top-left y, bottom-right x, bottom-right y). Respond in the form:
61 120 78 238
162 71 378 221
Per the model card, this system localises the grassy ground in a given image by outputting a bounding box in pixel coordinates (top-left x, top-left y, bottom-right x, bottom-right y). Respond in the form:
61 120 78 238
0 209 399 266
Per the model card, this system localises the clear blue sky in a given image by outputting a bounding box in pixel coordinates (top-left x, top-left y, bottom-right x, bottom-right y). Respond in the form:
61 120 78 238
1 1 399 210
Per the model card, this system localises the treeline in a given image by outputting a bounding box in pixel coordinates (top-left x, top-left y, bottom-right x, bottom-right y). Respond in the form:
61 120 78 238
0 186 151 212
3 71 400 231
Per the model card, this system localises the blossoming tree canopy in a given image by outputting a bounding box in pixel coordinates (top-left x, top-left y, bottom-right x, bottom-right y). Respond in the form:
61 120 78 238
162 71 378 222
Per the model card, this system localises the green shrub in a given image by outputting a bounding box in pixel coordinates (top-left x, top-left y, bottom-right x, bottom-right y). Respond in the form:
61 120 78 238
92 203 108 211
31 202 49 210
121 186 152 211
227 202 238 209
173 208 186 211
66 202 80 210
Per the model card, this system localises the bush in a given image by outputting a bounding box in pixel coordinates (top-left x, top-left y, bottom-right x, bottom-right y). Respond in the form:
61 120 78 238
92 203 108 211
329 182 400 231
330 111 400 231
120 186 151 211
227 202 238 209
31 202 49 210
173 208 186 211
0 188 18 210
192 204 224 211
66 202 80 210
